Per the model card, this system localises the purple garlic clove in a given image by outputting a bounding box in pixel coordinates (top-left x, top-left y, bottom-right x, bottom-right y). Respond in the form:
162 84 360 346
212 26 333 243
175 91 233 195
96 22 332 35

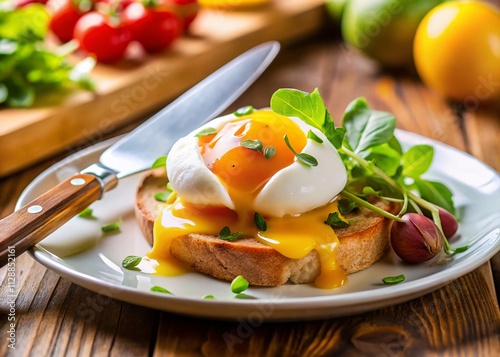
391 213 443 264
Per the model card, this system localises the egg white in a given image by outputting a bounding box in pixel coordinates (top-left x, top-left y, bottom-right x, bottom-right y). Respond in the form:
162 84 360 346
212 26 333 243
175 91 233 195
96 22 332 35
166 110 347 217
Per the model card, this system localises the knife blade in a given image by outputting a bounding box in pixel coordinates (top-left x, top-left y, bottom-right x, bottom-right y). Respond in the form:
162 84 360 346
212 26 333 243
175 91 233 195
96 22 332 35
0 41 280 266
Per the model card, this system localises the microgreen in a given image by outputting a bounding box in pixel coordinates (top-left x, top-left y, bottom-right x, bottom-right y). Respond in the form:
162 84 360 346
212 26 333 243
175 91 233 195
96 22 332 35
270 87 461 256
324 212 350 228
78 207 95 219
271 88 325 130
401 145 434 178
283 134 318 167
271 89 345 149
231 275 249 294
240 139 263 152
453 246 469 254
307 130 323 143
254 213 267 231
166 182 173 191
195 127 217 137
342 98 396 154
382 274 405 284
264 146 276 159
219 226 244 241
338 199 358 215
122 255 142 269
150 286 172 294
202 294 216 299
234 105 254 116
152 156 167 169
154 192 171 202
101 219 122 234
414 179 455 215
362 186 382 197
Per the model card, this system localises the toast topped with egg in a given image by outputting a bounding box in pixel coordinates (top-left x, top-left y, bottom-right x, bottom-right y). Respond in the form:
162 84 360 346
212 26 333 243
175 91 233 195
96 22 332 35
130 88 461 289
135 169 398 287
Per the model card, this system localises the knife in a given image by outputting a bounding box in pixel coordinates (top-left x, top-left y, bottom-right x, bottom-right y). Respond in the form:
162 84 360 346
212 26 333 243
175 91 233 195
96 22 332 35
0 41 280 266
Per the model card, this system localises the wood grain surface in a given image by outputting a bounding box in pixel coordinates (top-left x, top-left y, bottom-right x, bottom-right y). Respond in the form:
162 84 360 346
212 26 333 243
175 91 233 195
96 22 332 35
0 32 499 356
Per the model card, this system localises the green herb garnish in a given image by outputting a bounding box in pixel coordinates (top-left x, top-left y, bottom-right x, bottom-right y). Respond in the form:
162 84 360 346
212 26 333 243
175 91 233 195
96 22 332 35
195 127 217 137
202 294 216 300
101 220 122 234
122 255 142 269
270 88 463 255
324 212 350 228
231 275 249 294
382 274 405 284
78 207 95 219
154 192 171 202
234 105 254 116
152 156 167 169
150 286 172 294
166 182 174 191
254 212 267 231
264 146 276 159
453 246 469 254
307 130 323 143
240 139 263 152
283 134 318 167
218 226 244 241
338 199 358 215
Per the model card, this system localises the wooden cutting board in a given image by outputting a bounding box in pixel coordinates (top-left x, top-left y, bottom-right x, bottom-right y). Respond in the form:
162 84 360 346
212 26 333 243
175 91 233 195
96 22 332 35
0 0 327 177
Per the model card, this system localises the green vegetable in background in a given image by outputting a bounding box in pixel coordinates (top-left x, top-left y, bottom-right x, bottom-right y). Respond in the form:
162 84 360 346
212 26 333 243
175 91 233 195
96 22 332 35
326 0 349 23
0 4 94 108
341 0 442 68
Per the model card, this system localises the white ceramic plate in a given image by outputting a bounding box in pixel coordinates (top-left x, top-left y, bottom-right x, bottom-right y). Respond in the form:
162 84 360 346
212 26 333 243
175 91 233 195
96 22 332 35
17 130 500 321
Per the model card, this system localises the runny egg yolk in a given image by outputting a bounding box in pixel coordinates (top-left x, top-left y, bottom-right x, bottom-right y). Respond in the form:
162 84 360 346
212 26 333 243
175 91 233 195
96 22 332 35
148 110 347 289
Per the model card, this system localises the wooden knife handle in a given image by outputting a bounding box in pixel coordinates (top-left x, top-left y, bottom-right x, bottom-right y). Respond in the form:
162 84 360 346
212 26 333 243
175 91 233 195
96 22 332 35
0 174 103 266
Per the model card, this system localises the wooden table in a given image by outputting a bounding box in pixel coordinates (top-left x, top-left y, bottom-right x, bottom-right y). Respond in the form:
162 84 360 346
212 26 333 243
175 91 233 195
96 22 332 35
1 32 499 356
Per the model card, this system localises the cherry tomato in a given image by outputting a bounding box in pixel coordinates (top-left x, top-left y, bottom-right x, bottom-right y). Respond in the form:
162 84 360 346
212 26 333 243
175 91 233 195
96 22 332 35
16 0 48 8
414 1 500 102
96 0 135 12
164 0 199 29
48 0 93 43
74 12 132 63
122 2 183 53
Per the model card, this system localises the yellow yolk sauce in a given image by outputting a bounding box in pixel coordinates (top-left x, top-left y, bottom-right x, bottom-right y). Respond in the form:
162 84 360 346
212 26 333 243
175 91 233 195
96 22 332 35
148 110 347 289
199 110 306 192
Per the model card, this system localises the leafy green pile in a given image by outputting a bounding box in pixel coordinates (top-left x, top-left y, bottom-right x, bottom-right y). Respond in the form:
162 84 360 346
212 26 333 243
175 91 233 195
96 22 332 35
0 4 94 108
270 88 462 255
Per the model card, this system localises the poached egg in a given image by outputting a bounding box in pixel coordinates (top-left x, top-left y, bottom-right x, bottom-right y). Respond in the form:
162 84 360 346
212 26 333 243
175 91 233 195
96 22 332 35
148 108 349 288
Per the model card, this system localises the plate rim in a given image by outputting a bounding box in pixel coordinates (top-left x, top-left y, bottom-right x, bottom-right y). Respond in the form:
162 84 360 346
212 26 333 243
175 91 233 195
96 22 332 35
17 130 500 320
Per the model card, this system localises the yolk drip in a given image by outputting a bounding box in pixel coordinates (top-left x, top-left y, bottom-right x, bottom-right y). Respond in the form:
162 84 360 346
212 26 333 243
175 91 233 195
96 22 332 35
148 111 347 289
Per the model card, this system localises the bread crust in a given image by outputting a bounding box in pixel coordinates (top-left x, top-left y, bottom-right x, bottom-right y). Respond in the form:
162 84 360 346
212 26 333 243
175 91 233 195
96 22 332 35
135 170 397 286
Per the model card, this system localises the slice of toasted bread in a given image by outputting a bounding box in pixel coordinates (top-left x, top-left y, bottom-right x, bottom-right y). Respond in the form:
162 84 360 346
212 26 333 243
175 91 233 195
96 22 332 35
135 170 397 286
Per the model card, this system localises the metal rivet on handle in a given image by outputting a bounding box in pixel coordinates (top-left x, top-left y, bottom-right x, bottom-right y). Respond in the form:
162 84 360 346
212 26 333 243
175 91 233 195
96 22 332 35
70 178 86 186
27 205 43 214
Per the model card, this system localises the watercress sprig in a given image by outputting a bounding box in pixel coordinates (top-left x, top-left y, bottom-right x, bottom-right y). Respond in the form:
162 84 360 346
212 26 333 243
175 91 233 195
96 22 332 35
270 88 465 256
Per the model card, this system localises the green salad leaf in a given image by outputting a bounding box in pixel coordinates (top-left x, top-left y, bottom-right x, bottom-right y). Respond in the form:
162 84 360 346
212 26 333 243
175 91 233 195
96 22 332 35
342 98 396 154
0 4 94 108
270 87 460 255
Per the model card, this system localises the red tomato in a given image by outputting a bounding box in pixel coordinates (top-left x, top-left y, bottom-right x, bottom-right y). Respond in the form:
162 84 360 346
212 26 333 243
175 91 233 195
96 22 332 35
122 3 183 53
48 0 92 43
74 12 132 63
164 0 199 29
16 0 48 7
96 0 135 11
